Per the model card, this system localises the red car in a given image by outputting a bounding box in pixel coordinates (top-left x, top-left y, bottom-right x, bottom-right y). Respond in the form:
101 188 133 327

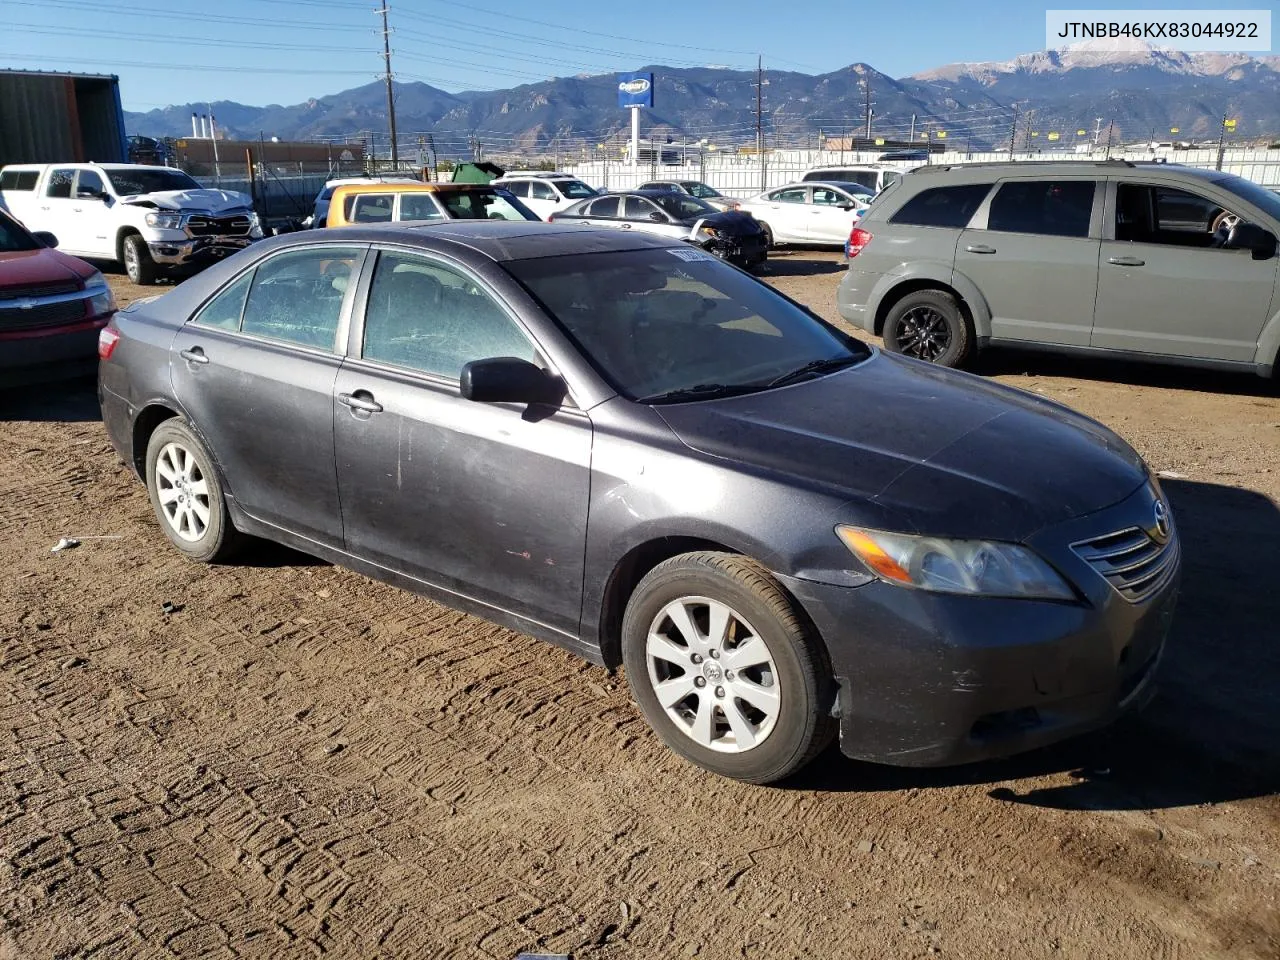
1 208 117 388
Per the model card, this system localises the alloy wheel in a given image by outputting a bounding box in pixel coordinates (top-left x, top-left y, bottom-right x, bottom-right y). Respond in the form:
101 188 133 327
645 596 781 753
154 442 211 542
896 306 953 362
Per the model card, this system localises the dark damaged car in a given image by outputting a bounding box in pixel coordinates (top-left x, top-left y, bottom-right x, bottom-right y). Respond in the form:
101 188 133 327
97 222 1179 784
550 189 768 270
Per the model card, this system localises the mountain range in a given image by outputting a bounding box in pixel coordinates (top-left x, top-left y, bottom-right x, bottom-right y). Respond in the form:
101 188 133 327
124 40 1280 153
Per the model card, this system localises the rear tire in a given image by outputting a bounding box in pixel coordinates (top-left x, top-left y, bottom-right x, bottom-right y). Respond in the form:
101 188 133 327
145 419 243 563
621 552 836 784
883 289 972 368
123 233 159 286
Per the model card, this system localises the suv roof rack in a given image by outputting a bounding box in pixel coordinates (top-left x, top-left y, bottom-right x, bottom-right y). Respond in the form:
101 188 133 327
910 159 1142 174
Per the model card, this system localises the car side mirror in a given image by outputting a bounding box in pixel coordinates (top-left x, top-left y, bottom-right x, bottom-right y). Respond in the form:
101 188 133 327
839 204 855 211
1228 222 1277 260
32 231 58 248
460 357 565 406
648 211 666 223
76 189 105 201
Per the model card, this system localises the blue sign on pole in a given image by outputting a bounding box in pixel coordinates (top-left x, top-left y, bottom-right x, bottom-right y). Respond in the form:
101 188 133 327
617 72 654 109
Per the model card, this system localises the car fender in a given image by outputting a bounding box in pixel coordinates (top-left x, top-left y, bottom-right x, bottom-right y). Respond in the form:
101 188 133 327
866 261 993 337
1254 299 1280 376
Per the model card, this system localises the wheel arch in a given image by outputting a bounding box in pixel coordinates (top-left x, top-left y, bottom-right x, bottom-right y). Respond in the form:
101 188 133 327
871 269 989 339
115 226 142 262
596 536 744 669
131 402 181 477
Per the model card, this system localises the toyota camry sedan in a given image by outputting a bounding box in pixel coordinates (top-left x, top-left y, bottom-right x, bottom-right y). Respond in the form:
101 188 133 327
98 222 1178 784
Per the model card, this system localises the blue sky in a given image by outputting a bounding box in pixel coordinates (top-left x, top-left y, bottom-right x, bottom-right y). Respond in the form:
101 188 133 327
3 0 1263 110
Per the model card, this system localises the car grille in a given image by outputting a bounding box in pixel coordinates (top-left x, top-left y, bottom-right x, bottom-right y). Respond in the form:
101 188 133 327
0 281 82 300
187 214 252 237
1072 527 1179 603
0 298 88 330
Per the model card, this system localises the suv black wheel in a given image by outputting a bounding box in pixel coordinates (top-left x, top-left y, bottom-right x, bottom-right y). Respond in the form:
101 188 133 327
883 289 972 368
621 552 836 784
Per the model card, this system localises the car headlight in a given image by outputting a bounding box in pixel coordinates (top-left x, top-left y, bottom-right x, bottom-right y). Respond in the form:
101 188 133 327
145 211 184 230
83 271 116 316
696 225 720 240
248 212 264 239
835 525 1075 600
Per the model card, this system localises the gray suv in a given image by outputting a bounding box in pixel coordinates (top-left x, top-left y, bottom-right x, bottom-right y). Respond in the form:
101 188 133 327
837 161 1280 378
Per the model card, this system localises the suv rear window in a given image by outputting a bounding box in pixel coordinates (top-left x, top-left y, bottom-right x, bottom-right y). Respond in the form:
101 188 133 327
889 184 992 228
987 180 1095 238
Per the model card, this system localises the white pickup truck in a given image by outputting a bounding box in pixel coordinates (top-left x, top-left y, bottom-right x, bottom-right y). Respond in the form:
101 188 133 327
0 163 262 285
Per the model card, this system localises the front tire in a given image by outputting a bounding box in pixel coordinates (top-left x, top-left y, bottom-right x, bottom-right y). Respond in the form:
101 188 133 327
123 233 159 285
145 419 242 563
757 222 776 248
883 289 972 368
621 552 836 784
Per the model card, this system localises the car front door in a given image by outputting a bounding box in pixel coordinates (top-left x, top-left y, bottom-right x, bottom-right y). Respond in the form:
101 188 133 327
623 196 683 239
69 168 116 258
809 187 858 244
332 248 592 636
170 244 366 547
1092 180 1279 362
758 187 811 242
954 178 1101 346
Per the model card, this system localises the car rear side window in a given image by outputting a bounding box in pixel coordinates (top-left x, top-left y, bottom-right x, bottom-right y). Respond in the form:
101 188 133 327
193 271 252 331
588 197 620 217
987 180 1095 238
889 183 992 228
530 182 555 200
397 194 444 222
240 247 361 350
0 170 39 191
503 181 530 198
361 252 536 379
349 194 394 223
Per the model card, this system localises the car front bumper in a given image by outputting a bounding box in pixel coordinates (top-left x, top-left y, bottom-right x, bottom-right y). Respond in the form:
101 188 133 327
0 315 111 388
702 233 768 265
778 484 1180 767
147 236 255 267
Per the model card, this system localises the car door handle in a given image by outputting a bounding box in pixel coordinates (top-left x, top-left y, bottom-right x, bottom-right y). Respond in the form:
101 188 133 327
620 223 632 229
179 347 209 365
1107 256 1146 267
965 244 997 254
338 391 383 414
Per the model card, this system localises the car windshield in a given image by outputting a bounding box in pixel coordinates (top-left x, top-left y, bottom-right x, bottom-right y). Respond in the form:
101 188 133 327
558 179 596 199
1214 174 1280 222
683 182 723 199
0 211 39 252
438 189 540 221
506 247 869 402
650 193 717 220
105 168 201 195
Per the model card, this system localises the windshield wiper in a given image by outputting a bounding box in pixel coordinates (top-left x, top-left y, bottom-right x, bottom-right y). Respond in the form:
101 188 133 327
639 383 765 404
766 354 862 388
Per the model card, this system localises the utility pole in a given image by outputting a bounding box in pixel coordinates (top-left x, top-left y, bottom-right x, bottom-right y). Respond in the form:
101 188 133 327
1215 113 1228 171
909 113 916 145
755 54 765 192
1104 120 1115 159
862 75 874 142
378 0 398 166
1092 117 1103 149
1007 104 1019 158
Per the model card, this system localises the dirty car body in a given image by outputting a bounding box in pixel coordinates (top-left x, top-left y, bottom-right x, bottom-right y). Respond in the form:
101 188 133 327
98 223 1177 772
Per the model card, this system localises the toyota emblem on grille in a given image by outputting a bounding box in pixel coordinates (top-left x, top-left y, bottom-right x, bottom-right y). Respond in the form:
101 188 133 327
1152 499 1171 542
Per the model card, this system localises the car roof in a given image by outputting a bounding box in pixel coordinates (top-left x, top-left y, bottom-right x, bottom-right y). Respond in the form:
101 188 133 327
328 181 496 198
324 176 420 188
806 164 891 172
495 171 578 180
264 220 681 261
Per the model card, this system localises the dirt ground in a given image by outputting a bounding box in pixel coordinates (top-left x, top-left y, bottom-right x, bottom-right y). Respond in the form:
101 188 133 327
2 255 1278 959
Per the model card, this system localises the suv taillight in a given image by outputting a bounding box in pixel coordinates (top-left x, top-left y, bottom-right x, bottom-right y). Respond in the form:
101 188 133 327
846 227 873 259
98 327 121 360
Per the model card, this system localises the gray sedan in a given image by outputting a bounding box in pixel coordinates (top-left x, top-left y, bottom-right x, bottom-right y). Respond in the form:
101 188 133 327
98 222 1178 783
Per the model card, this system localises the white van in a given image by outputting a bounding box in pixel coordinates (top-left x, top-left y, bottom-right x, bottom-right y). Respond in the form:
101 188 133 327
800 164 912 194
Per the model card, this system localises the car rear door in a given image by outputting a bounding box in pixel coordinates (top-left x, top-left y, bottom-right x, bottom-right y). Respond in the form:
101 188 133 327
1092 179 1278 362
332 247 592 636
954 177 1101 347
757 187 811 242
573 195 623 228
170 244 367 547
38 168 80 255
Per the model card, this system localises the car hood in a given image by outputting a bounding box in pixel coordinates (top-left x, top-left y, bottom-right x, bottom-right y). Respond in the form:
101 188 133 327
683 210 762 234
654 351 1147 542
121 188 253 213
0 248 93 289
